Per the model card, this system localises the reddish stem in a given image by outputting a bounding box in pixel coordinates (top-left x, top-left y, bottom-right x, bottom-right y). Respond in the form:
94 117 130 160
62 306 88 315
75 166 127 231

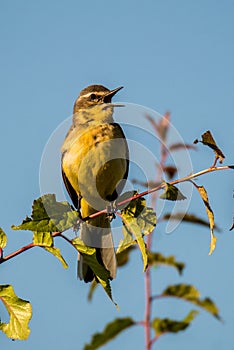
144 127 169 349
145 265 152 349
150 334 164 346
88 165 232 222
0 231 62 264
0 166 232 271
0 242 36 262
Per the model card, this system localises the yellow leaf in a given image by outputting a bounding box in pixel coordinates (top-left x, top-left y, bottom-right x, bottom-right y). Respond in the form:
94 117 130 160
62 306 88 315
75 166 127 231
0 228 7 249
0 285 32 340
209 234 217 256
197 186 217 255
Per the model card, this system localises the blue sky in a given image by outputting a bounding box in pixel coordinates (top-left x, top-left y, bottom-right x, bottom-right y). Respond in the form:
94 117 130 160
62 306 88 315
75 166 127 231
0 1 234 349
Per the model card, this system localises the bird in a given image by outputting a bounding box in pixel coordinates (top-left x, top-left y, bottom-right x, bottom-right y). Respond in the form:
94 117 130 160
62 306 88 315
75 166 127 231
61 84 129 282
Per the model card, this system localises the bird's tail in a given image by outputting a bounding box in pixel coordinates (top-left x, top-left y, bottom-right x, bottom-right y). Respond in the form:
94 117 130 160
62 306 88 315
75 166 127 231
78 199 116 282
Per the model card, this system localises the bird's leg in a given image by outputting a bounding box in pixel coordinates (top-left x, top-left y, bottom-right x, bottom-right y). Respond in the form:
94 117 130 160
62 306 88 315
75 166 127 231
106 201 117 222
73 215 82 235
72 198 82 235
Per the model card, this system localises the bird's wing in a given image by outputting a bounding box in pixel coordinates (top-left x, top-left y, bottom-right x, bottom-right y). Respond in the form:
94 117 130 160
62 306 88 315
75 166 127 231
61 168 79 209
111 122 129 181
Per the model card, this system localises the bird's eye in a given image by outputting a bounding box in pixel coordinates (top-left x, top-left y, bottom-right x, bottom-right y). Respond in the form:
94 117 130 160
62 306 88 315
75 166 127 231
90 93 97 100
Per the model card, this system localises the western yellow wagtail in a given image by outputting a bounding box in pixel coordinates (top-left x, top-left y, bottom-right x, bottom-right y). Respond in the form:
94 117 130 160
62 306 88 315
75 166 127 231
61 85 129 282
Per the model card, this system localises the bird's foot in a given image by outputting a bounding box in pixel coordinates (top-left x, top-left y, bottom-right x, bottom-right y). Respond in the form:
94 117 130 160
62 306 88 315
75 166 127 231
73 214 82 234
106 202 117 222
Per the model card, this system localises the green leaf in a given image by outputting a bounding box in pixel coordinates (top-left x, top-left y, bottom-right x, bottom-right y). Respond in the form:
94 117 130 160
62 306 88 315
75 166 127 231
121 220 148 271
72 237 114 304
152 310 199 336
160 182 186 201
0 285 32 340
12 194 79 233
120 193 157 235
196 186 217 255
0 228 7 249
116 246 136 267
162 212 221 231
116 227 136 255
194 130 225 164
33 232 53 247
44 247 68 269
117 194 156 272
136 207 157 235
84 317 135 350
148 252 185 275
161 284 221 320
33 232 68 268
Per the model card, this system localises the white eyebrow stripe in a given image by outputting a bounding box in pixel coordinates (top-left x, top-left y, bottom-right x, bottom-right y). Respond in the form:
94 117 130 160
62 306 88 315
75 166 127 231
80 91 106 98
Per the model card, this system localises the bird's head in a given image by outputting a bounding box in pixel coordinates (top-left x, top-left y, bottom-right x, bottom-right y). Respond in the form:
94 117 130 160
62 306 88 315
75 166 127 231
73 84 123 113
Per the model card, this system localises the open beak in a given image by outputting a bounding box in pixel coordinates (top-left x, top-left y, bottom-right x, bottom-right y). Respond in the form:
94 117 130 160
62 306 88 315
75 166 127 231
103 86 123 103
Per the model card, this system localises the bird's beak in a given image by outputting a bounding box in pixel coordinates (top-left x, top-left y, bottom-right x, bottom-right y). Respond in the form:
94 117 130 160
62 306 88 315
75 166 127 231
103 86 124 103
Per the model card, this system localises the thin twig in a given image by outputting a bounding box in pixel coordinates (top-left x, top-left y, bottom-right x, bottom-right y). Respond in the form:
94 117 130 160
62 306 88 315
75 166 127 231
88 165 232 221
0 242 36 263
149 334 164 346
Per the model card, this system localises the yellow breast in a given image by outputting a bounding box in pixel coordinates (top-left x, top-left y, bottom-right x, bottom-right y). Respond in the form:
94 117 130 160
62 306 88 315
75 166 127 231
62 113 128 211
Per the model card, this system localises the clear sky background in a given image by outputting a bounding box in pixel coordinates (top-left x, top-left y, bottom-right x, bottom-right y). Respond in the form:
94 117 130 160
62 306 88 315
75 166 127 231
0 1 234 349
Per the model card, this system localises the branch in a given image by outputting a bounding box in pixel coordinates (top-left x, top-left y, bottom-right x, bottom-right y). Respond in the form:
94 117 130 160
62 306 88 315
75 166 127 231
0 242 36 263
149 334 164 346
0 231 63 264
136 320 163 346
144 122 170 350
151 294 167 302
88 165 233 221
0 165 232 266
145 266 151 350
